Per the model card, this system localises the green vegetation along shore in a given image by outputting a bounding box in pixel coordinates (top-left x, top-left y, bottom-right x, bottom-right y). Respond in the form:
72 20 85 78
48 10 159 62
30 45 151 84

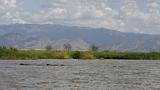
0 46 160 60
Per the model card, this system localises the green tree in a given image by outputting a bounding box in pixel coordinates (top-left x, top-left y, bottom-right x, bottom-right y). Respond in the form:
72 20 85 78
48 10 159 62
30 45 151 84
63 43 72 51
45 45 53 50
90 44 99 51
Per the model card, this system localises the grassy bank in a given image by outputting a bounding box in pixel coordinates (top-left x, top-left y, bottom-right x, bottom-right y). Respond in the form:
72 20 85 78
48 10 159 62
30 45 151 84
0 47 160 60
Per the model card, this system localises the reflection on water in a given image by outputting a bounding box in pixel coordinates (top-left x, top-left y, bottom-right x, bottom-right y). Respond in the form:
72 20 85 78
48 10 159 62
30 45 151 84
0 60 160 90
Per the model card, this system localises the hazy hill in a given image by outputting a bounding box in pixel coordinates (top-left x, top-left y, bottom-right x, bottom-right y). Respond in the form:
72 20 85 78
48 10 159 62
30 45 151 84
0 24 160 52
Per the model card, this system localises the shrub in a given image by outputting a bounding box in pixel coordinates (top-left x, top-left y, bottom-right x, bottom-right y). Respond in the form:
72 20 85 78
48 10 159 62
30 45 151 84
35 51 55 59
71 51 81 59
15 50 38 60
80 51 95 59
54 51 71 59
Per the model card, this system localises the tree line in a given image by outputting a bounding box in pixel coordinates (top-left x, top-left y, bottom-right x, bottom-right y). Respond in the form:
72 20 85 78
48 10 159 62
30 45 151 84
0 45 160 60
45 42 99 51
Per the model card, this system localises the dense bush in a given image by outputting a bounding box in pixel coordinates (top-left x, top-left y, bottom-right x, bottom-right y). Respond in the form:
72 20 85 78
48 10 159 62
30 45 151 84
35 50 55 59
71 51 81 59
95 51 123 59
95 51 160 60
54 51 71 59
80 51 95 59
1 46 160 60
0 47 18 59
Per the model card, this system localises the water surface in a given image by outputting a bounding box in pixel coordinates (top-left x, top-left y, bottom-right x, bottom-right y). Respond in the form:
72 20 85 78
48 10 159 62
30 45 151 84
0 59 160 90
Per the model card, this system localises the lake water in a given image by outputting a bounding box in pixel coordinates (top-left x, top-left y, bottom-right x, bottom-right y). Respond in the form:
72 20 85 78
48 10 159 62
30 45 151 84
0 59 160 90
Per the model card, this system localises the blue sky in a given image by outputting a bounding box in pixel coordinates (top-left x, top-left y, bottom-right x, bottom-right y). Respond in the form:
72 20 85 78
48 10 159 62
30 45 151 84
18 0 46 12
0 0 160 34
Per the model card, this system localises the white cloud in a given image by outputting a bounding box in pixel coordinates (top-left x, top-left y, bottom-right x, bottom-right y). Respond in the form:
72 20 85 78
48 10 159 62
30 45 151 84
31 0 119 29
0 0 17 9
0 0 160 34
115 0 160 34
0 0 28 24
25 0 160 34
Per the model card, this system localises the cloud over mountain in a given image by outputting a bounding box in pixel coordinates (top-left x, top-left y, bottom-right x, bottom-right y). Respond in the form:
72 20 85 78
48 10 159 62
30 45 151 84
0 0 160 34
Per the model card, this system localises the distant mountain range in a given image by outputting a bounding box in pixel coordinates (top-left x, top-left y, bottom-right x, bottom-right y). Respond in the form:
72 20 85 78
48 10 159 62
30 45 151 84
0 24 160 52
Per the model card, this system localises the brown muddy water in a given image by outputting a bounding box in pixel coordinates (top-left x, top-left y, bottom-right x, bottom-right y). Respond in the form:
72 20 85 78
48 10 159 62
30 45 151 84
0 59 160 90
